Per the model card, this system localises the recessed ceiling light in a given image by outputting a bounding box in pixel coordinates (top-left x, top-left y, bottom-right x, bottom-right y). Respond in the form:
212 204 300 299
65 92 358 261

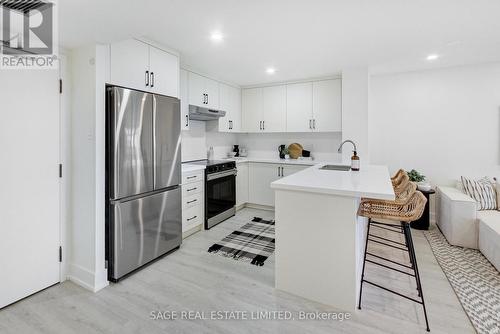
266 67 276 75
210 31 224 42
426 54 440 61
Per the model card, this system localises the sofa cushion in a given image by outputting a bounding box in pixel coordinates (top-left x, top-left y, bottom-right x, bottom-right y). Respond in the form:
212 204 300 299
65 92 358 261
461 176 497 210
477 211 500 272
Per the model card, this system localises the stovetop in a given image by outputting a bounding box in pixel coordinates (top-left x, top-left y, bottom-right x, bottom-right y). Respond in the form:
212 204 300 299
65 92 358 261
188 159 236 174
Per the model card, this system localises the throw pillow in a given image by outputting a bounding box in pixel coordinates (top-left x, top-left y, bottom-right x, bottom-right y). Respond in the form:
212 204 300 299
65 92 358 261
461 176 497 210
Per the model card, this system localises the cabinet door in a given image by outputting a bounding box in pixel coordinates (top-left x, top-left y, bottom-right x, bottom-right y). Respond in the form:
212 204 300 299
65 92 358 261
205 78 219 110
248 163 281 206
180 69 189 130
242 88 263 132
262 85 286 132
236 163 249 207
218 83 232 132
149 46 179 97
312 79 342 132
110 39 149 91
286 82 313 132
188 72 206 108
231 87 242 132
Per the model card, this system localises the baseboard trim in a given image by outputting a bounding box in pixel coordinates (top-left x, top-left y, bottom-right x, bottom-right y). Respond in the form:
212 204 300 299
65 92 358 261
183 224 202 239
68 263 109 293
244 203 275 211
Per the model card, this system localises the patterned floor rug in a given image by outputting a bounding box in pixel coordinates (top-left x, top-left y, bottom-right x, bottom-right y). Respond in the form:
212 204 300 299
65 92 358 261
424 226 500 334
208 217 275 266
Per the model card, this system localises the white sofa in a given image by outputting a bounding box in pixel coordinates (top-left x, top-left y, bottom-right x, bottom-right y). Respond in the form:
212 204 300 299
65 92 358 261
437 185 500 272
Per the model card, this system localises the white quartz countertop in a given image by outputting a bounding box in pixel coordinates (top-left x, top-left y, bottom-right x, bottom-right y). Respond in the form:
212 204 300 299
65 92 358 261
181 164 206 173
271 164 395 200
228 157 340 166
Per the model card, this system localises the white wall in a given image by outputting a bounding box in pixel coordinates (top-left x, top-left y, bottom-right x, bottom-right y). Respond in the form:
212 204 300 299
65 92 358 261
237 132 342 161
181 121 238 161
342 68 370 163
370 63 500 186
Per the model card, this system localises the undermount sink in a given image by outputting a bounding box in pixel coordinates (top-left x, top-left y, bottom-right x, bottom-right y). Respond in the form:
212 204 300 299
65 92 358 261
320 164 351 171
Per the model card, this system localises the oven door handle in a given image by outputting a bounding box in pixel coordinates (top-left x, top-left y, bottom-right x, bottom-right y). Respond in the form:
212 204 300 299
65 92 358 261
207 169 237 181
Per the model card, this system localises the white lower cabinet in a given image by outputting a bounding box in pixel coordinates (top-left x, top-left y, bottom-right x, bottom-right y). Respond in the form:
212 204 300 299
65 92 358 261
236 162 249 207
248 162 310 207
182 169 204 236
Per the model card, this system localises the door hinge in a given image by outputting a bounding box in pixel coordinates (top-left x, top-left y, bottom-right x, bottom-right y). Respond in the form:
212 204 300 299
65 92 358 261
59 164 63 178
59 79 62 94
59 246 62 262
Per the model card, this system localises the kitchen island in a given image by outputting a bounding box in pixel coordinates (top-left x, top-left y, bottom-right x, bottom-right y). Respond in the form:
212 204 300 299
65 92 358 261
270 164 394 311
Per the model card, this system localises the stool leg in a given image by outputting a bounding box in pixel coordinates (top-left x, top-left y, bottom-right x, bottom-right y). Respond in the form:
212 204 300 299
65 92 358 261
406 224 430 332
358 218 372 310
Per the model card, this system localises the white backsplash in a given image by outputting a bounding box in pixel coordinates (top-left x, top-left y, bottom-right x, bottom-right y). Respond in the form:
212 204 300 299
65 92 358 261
181 120 343 162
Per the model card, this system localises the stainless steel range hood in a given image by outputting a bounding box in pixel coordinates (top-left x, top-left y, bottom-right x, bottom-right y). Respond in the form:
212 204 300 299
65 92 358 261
189 105 226 121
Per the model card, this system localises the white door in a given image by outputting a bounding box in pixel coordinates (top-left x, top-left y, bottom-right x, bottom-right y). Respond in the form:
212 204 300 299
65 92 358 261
0 69 60 309
262 85 286 132
218 83 232 132
248 163 281 206
110 39 150 91
242 88 263 132
149 46 179 98
312 79 342 132
188 72 206 107
180 69 190 131
286 82 313 132
204 78 219 110
236 163 249 207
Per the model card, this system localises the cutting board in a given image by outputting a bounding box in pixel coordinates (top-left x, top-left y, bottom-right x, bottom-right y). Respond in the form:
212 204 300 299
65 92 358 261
288 143 303 159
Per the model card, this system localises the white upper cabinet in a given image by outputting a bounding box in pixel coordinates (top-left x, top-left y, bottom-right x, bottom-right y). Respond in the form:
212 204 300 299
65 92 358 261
241 86 286 132
180 69 189 131
110 39 179 98
242 88 263 132
188 72 219 110
149 46 179 97
286 82 313 132
262 85 287 132
241 79 341 133
219 83 241 132
312 79 342 132
110 39 150 91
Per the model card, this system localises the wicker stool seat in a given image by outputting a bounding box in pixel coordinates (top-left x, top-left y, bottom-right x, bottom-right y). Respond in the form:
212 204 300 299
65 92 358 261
357 190 430 332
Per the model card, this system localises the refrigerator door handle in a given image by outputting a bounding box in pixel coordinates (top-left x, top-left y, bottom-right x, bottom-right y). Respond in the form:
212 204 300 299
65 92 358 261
152 95 157 186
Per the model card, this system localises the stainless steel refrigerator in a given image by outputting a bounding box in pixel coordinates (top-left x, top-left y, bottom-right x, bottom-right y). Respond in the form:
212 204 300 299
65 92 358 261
106 86 182 282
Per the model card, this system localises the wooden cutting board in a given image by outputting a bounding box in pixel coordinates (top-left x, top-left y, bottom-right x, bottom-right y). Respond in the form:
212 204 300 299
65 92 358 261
288 143 303 159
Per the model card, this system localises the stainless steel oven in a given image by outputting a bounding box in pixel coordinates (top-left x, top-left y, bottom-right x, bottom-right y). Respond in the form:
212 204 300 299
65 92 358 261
205 161 236 229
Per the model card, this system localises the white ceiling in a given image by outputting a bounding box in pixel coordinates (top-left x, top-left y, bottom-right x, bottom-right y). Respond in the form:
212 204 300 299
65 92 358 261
59 0 500 86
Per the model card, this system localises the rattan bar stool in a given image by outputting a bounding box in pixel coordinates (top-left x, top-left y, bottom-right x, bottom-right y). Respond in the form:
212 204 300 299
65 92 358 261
391 169 406 184
357 191 430 332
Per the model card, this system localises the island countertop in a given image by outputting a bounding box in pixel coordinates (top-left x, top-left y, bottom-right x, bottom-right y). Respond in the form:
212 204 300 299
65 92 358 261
271 164 395 200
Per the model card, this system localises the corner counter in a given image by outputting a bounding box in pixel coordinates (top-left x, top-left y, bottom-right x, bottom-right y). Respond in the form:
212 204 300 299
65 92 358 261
271 164 394 311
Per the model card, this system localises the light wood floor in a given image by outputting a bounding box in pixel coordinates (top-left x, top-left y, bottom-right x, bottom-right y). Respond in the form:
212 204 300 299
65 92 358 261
0 208 474 333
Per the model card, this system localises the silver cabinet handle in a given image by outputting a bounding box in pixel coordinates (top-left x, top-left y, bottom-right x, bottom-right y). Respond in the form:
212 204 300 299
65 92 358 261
187 187 197 192
186 175 197 179
187 215 197 221
187 199 197 204
309 119 312 129
313 119 316 129
263 120 265 130
278 166 280 177
281 167 284 176
185 114 189 127
150 72 154 88
145 70 149 87
259 121 262 130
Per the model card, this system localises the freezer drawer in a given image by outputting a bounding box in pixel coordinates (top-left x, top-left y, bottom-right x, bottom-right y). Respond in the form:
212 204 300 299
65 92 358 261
110 187 181 280
108 87 154 199
153 94 181 190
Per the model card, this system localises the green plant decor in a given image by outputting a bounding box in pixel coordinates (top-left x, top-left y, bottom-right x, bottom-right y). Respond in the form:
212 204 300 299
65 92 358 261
407 169 426 182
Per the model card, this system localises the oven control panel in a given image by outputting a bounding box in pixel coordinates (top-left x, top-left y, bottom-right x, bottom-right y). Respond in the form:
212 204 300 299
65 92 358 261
206 161 236 174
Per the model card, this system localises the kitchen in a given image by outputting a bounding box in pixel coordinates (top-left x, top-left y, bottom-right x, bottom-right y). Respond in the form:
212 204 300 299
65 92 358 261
2 1 497 333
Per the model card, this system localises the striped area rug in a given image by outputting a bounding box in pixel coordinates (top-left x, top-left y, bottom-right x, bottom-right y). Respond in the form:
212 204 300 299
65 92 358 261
207 217 275 266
